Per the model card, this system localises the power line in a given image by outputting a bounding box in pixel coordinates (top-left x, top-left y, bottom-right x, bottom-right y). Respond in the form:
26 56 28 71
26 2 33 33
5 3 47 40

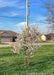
0 16 47 24
29 18 48 24
0 16 26 19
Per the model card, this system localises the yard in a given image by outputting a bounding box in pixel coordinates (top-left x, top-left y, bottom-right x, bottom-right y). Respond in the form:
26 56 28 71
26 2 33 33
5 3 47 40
0 43 8 45
0 45 54 75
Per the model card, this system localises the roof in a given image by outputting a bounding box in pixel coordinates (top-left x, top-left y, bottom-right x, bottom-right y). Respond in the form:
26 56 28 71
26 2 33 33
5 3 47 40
47 33 54 37
41 33 54 39
45 35 51 39
41 34 51 39
0 30 18 37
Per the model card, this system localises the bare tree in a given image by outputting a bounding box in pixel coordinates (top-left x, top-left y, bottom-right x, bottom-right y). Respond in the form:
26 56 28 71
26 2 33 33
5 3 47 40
11 26 41 65
0 36 1 43
43 0 54 33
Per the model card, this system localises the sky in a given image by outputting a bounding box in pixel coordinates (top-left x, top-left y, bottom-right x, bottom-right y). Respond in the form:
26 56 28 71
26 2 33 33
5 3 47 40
0 0 48 33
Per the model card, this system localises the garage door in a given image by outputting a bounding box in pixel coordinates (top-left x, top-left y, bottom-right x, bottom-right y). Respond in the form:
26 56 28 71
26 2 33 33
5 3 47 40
1 38 10 42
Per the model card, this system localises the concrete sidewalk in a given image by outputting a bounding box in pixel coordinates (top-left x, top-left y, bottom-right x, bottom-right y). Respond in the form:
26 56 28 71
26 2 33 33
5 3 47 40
0 45 11 47
39 43 54 45
0 43 54 47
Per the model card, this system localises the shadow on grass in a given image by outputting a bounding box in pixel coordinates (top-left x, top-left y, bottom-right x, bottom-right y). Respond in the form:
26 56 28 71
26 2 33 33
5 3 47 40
0 55 54 75
0 59 25 75
29 55 54 71
5 55 54 71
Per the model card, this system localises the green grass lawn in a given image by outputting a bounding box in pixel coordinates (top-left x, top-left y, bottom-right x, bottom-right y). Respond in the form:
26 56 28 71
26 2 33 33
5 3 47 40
39 41 54 43
0 43 8 45
0 45 54 75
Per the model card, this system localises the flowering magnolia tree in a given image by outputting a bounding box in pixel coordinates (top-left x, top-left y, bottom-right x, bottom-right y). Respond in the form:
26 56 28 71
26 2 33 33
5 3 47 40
11 26 41 65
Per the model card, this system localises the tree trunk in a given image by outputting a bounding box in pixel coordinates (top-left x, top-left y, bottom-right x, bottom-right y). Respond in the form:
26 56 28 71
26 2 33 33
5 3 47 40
25 49 31 65
25 56 30 65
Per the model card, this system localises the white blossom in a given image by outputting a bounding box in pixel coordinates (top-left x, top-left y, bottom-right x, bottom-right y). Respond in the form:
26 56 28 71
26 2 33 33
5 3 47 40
11 26 41 65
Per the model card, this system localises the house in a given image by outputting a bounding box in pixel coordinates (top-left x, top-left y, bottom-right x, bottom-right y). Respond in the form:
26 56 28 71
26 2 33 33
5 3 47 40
40 34 51 41
47 33 54 41
0 30 17 42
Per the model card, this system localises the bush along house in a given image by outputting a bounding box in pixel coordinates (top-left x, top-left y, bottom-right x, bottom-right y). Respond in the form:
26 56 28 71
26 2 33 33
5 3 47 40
0 30 17 43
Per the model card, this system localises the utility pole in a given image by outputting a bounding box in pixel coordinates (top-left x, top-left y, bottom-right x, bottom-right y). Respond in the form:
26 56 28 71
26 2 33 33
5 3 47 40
26 0 30 28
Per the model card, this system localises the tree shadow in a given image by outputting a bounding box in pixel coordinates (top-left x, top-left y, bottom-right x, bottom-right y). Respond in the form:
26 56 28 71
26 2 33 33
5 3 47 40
29 55 54 71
